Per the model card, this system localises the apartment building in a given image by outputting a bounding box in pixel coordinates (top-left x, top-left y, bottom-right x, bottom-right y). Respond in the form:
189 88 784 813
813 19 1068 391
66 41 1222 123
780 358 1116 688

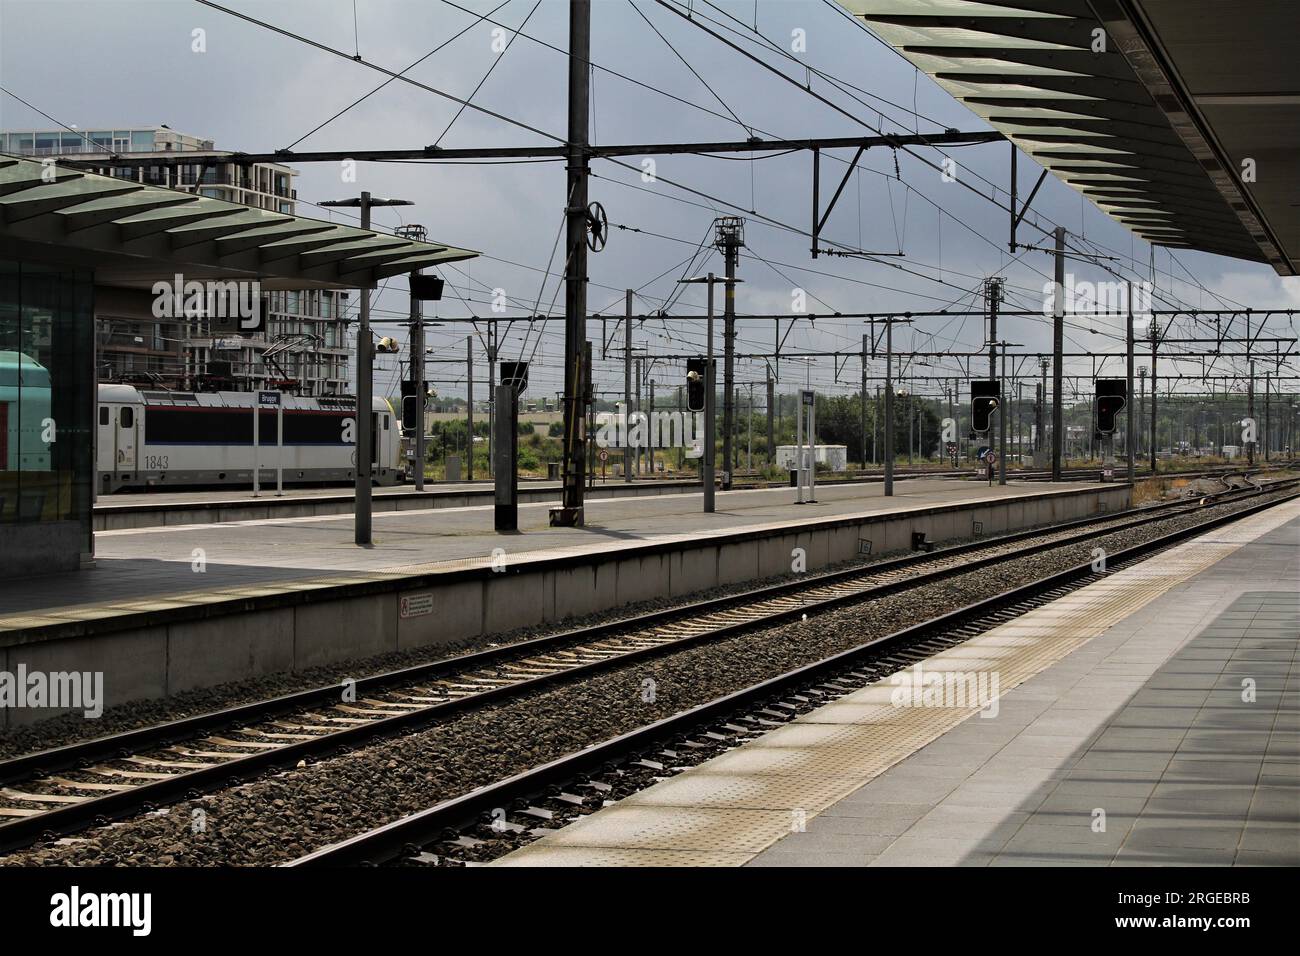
0 126 352 394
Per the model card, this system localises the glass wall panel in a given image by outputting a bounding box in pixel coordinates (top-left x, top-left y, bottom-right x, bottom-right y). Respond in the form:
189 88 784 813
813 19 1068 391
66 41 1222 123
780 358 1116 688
0 260 94 555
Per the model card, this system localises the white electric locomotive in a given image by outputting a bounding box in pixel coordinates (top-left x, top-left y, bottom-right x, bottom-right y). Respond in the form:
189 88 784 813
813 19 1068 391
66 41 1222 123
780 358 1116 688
96 383 402 493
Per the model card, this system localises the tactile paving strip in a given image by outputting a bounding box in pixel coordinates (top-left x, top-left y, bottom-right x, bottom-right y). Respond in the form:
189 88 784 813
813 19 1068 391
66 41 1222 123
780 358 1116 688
484 845 753 867
497 498 1300 867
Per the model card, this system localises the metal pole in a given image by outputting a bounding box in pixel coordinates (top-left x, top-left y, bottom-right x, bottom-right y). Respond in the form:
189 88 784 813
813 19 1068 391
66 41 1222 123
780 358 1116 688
252 395 260 497
1150 323 1158 474
703 274 716 513
624 289 632 482
1138 367 1146 461
1016 380 1022 469
276 399 283 496
909 390 920 465
861 333 868 470
1051 226 1065 480
795 390 804 504
554 0 590 526
746 384 752 472
487 324 496 478
584 341 594 490
1040 358 1048 465
1248 359 1256 466
650 377 657 475
1264 370 1271 461
873 385 879 465
987 279 998 380
1126 282 1135 483
411 280 425 491
635 357 643 475
676 385 684 471
766 376 775 469
999 348 1008 485
722 232 738 490
951 385 961 468
808 395 817 502
319 192 410 528
466 335 474 481
355 191 373 544
884 319 894 496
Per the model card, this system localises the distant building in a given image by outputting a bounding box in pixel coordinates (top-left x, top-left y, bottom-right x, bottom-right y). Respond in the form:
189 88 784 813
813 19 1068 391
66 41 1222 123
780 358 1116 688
0 126 351 394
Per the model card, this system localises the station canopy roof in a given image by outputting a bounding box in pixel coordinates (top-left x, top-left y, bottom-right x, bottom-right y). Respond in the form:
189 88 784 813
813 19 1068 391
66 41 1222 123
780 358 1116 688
0 153 477 290
837 0 1299 275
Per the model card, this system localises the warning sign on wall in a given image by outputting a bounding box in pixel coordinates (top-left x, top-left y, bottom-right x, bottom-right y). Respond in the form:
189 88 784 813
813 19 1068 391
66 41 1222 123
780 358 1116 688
400 593 434 619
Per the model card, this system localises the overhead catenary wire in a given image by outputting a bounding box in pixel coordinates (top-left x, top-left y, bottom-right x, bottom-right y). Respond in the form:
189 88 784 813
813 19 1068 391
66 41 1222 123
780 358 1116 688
284 0 519 150
194 0 566 146
433 0 543 148
176 0 1294 404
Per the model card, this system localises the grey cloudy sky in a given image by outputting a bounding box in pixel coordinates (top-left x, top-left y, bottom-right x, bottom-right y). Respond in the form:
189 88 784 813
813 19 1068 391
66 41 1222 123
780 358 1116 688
3 0 1296 402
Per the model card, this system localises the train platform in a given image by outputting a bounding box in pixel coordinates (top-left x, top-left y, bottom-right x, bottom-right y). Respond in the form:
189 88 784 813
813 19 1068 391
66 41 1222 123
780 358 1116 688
0 478 1126 721
88 467 1056 532
496 497 1300 867
91 477 697 531
5 478 1115 623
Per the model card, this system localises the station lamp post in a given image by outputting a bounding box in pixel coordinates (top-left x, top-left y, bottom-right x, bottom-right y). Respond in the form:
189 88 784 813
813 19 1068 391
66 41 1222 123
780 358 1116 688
320 192 414 546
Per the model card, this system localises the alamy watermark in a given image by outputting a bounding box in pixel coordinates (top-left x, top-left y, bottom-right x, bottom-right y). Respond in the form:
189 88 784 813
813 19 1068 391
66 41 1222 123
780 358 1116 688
50 886 151 936
0 665 103 718
1042 275 1152 320
151 274 262 329
595 405 704 457
889 663 1000 718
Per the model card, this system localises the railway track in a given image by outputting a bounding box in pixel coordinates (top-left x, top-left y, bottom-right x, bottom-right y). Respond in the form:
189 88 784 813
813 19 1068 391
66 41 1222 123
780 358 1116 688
729 460 1295 488
291 484 1300 867
0 475 1294 857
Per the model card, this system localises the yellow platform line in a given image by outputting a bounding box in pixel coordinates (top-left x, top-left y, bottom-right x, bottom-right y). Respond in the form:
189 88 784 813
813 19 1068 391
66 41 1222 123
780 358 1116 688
495 498 1300 867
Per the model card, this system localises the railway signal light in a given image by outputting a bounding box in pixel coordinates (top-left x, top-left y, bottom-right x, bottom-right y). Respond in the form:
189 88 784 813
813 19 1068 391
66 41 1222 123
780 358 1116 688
1095 379 1127 435
971 379 1000 433
409 274 444 301
401 379 433 435
686 357 708 412
500 361 529 394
